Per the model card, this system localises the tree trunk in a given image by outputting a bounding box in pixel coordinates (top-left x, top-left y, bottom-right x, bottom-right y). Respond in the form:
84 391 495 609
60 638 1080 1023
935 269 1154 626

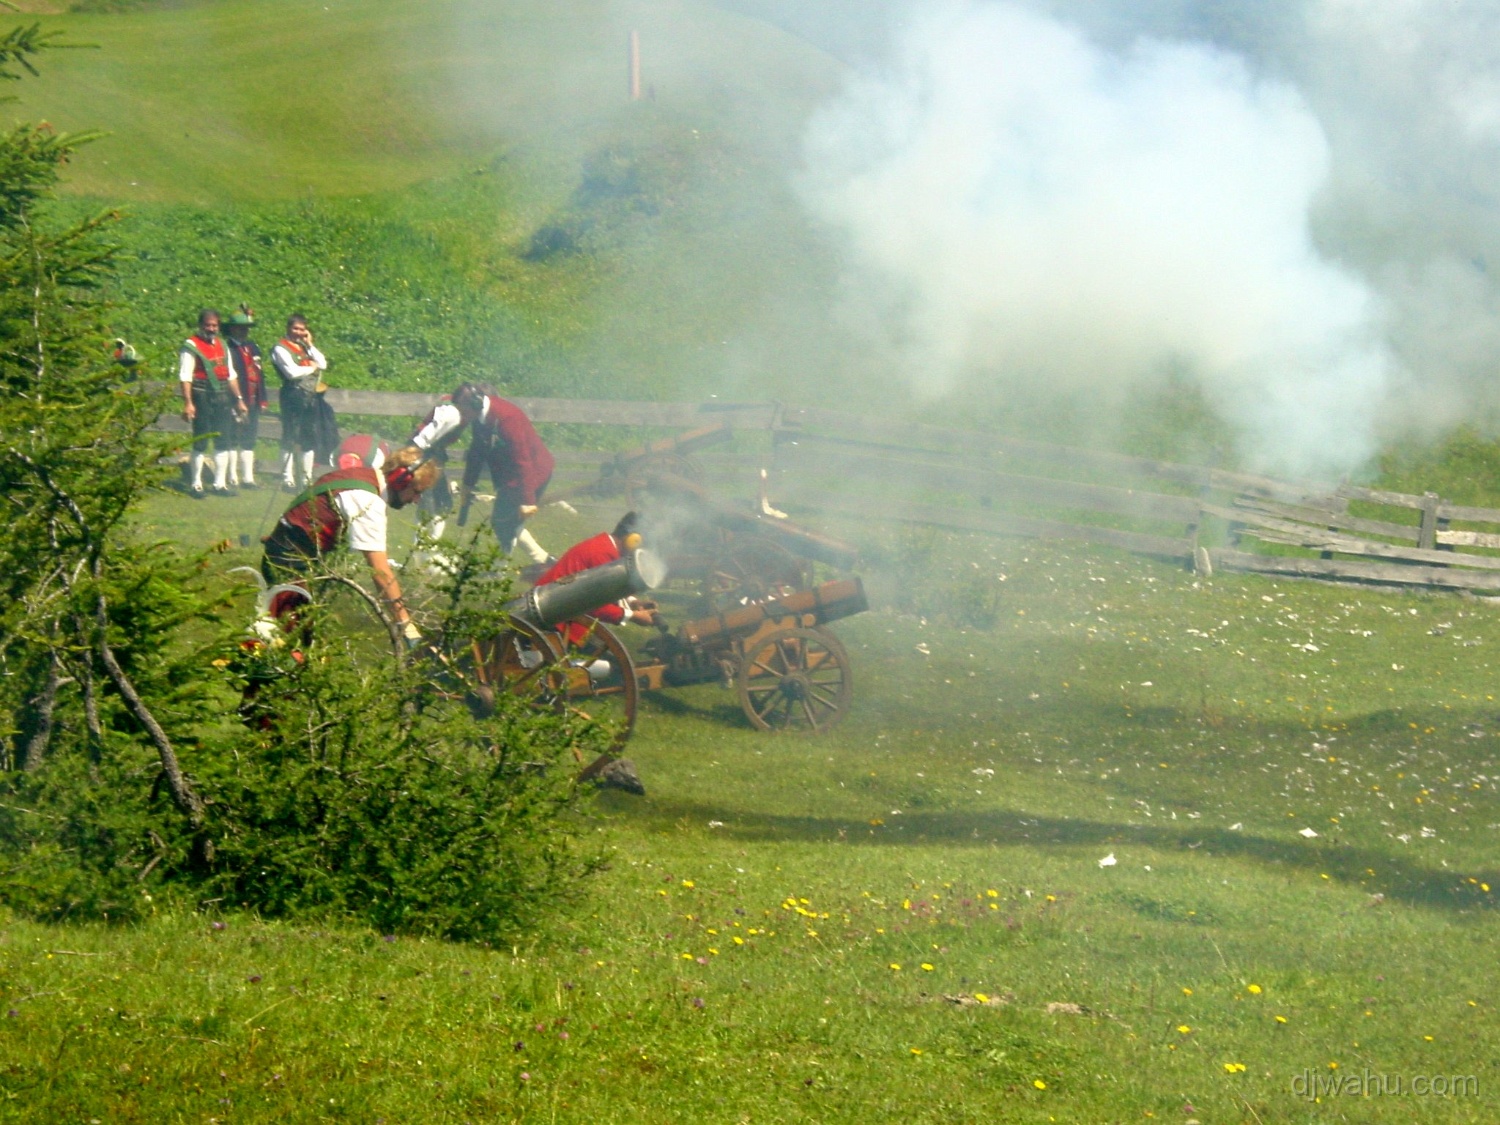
20 651 61 772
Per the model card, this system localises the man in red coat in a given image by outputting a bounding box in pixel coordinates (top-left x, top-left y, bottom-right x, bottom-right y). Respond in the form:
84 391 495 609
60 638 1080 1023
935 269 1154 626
535 512 657 646
410 382 554 559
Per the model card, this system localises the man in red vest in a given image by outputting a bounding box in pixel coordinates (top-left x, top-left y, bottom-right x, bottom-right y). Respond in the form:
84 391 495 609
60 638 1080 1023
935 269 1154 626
410 382 555 562
272 314 330 489
178 308 247 496
224 305 267 489
260 440 439 645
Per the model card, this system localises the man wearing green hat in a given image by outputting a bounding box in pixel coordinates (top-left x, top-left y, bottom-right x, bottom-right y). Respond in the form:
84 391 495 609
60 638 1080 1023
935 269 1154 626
224 306 268 489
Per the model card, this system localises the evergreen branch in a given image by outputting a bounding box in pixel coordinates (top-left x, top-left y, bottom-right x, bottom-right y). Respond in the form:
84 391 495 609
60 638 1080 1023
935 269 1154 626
0 24 93 82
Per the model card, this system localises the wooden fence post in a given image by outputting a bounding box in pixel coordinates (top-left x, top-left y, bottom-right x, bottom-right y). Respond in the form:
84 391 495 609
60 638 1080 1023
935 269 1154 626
1418 492 1441 551
629 31 641 101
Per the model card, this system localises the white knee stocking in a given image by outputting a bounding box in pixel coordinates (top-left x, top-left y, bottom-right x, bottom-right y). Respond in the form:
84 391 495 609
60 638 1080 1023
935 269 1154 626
281 450 297 487
212 450 230 489
301 449 316 484
240 449 256 483
190 452 206 491
516 526 550 565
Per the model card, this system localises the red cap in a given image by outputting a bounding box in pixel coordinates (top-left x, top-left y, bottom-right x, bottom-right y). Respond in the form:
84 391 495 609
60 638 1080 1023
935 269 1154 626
334 434 390 471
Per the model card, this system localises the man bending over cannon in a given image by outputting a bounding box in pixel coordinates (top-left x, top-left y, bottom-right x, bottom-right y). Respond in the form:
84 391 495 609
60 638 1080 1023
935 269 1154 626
259 436 439 645
409 382 554 565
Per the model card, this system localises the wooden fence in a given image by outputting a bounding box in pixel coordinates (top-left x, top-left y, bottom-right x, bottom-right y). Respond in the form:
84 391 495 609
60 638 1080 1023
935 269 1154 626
153 388 1500 592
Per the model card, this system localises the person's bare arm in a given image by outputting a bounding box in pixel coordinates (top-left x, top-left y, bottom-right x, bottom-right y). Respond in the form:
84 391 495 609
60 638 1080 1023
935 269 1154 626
178 350 196 420
362 550 410 626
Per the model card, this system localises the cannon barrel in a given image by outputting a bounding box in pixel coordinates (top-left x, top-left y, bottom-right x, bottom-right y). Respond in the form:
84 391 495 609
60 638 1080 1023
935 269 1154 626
679 577 868 646
507 548 668 628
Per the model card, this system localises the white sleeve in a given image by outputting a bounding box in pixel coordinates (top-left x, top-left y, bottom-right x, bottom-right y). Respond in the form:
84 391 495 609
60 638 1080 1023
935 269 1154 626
178 347 197 383
336 491 388 554
306 344 328 371
411 402 464 450
273 344 321 380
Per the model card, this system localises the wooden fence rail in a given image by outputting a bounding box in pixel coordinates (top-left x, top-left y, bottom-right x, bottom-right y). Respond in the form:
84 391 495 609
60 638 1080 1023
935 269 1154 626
150 389 1500 592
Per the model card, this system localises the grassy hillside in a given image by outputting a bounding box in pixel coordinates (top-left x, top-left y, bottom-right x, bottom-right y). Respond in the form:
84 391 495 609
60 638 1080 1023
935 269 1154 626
17 0 898 405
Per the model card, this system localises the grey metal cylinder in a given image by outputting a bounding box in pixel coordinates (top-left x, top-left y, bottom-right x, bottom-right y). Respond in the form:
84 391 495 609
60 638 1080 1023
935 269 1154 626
507 548 667 628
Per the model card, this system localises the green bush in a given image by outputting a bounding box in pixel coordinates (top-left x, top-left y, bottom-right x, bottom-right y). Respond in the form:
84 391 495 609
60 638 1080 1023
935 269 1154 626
2 547 613 942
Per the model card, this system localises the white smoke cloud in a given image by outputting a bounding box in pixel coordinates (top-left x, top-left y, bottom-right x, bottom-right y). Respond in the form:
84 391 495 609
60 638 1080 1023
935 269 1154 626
798 1 1391 475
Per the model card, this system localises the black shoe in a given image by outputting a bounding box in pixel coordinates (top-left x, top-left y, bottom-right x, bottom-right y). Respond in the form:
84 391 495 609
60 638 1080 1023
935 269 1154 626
239 480 260 491
211 486 234 497
189 487 206 500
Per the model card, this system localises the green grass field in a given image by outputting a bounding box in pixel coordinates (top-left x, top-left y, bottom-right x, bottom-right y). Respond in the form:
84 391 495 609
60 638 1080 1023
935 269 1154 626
4 1 1500 1120
3 483 1497 1122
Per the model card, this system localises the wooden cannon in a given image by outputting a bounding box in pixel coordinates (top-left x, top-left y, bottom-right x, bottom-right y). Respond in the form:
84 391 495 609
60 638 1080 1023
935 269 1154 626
450 574 869 746
636 576 868 733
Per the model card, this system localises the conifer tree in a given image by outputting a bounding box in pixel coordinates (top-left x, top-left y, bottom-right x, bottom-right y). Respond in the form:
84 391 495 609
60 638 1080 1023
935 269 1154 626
0 24 203 831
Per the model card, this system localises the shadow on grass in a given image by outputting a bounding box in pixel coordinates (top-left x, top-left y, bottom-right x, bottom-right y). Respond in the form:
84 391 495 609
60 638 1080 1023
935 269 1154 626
639 690 749 730
626 798 1497 915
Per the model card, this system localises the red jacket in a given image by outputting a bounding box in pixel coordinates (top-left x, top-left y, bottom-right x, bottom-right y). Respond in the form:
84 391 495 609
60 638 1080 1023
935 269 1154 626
229 340 267 407
536 532 624 644
466 394 554 505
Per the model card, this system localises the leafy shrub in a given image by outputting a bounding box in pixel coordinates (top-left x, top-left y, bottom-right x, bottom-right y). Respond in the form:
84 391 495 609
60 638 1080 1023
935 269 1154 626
2 547 614 942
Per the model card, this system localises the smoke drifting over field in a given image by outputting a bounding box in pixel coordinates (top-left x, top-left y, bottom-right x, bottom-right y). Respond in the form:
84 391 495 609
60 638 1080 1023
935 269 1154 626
438 0 1500 475
794 2 1375 476
774 0 1500 475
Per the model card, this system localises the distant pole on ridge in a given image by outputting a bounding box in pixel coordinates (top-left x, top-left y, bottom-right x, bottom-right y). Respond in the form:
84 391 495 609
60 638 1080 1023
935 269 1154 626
629 30 641 100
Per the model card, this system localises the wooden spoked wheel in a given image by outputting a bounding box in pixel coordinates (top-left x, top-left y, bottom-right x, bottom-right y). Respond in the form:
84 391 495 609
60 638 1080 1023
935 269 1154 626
554 620 640 751
736 625 852 733
704 538 807 613
455 617 565 720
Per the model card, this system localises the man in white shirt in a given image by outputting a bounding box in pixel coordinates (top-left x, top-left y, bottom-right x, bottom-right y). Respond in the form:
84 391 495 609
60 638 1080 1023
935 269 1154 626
272 314 329 489
409 384 553 565
259 439 440 644
178 309 247 496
